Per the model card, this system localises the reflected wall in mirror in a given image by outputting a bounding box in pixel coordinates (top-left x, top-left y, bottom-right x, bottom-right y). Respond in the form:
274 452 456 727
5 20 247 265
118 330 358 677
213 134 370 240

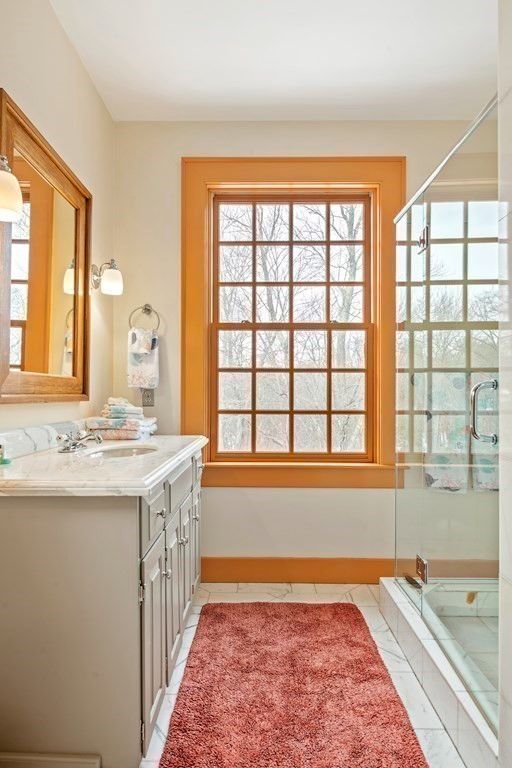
0 90 91 402
10 151 76 375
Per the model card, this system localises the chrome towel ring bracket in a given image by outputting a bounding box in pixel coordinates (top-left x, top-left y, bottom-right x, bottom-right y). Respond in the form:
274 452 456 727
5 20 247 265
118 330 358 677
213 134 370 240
128 303 161 331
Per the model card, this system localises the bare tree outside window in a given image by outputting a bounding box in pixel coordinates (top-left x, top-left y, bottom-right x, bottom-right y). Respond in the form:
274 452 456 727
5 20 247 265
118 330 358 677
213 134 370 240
212 196 372 460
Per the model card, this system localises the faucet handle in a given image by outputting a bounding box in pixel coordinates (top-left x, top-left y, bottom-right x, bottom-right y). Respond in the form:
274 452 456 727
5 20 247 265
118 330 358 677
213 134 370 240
56 428 103 453
56 432 73 445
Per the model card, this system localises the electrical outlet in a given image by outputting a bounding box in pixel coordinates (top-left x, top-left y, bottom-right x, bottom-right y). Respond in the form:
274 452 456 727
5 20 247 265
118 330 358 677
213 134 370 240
141 388 154 407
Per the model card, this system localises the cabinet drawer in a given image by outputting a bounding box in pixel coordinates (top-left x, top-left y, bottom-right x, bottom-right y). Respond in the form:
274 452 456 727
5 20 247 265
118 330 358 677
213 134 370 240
169 463 193 515
192 451 204 485
140 487 167 557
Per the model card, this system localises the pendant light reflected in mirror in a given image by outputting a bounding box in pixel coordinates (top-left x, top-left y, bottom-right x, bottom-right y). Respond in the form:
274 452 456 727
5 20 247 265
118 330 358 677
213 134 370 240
0 155 22 222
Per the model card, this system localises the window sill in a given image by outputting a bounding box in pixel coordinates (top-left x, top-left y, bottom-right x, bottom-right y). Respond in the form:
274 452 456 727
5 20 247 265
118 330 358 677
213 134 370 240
203 462 395 488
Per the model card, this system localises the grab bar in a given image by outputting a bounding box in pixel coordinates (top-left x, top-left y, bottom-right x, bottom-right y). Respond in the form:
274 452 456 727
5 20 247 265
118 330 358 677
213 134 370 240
470 379 498 445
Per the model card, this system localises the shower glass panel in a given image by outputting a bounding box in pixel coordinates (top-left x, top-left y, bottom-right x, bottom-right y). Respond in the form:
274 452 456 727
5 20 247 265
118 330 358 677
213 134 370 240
395 101 499 733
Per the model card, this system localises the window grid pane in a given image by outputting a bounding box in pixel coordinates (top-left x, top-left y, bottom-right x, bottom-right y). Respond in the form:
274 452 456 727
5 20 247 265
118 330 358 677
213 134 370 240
395 196 499 461
215 197 372 459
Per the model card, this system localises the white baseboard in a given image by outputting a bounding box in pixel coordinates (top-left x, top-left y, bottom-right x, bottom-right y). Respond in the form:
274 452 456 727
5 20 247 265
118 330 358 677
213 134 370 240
0 755 100 768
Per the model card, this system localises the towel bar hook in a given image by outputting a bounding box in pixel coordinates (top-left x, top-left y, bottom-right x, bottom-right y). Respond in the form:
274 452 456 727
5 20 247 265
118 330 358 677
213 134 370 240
128 303 161 331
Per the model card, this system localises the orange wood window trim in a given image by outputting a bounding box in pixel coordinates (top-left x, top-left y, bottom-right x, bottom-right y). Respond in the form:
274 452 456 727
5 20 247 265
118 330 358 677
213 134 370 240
203 462 395 488
181 157 406 487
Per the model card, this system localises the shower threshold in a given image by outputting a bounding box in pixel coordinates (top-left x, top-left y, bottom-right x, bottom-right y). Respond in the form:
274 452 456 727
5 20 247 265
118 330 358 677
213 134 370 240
421 579 498 734
379 577 498 768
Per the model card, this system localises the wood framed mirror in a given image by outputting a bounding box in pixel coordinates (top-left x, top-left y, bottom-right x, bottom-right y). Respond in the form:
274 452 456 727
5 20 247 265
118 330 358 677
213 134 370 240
0 90 91 403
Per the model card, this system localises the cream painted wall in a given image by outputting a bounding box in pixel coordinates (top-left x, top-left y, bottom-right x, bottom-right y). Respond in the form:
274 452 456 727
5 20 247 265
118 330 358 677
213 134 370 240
202 488 395 558
0 0 115 429
113 119 494 560
113 119 494 432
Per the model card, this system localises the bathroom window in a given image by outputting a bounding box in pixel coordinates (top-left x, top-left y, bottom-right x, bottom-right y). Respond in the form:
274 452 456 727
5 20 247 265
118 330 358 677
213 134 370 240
9 196 30 370
211 195 374 461
182 156 404 486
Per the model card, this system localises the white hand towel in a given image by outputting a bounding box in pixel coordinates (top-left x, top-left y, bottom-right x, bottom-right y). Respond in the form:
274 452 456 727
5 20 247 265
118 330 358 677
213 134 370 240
128 327 153 354
127 330 159 389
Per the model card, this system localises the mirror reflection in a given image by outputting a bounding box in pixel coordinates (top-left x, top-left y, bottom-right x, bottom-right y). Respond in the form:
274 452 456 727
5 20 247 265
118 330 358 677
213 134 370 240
9 149 76 375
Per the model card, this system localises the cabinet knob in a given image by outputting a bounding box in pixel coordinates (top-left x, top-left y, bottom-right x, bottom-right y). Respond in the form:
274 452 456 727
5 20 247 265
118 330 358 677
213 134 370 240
155 507 167 518
192 514 200 521
162 569 172 579
179 536 189 546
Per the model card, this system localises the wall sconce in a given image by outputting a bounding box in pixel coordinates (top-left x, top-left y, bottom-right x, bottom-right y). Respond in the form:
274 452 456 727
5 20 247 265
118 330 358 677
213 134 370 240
63 260 75 295
0 155 22 222
91 259 124 296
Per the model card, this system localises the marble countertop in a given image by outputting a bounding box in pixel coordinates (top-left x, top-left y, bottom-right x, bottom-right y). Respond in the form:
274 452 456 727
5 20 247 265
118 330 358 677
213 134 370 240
0 435 208 497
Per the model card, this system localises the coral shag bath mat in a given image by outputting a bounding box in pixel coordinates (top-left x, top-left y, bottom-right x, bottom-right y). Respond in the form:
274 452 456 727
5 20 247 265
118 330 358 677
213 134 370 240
159 602 429 768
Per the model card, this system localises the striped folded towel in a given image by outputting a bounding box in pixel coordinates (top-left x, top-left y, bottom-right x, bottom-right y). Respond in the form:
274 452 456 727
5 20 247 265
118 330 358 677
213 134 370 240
107 397 137 406
90 428 154 441
102 406 144 417
102 397 144 416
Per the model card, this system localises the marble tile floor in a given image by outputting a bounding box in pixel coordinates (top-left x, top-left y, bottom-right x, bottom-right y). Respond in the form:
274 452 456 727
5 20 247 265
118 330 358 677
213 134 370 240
140 583 466 768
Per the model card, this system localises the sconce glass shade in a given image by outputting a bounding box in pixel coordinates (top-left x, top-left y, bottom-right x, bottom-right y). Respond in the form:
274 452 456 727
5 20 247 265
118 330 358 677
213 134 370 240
100 265 124 296
62 263 75 295
0 156 23 223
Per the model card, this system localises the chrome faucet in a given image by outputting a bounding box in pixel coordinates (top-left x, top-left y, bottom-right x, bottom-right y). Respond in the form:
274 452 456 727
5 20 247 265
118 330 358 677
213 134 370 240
57 429 103 453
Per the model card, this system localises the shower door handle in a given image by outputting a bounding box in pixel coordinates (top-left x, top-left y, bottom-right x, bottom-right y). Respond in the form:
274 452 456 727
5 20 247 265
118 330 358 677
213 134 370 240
470 379 498 445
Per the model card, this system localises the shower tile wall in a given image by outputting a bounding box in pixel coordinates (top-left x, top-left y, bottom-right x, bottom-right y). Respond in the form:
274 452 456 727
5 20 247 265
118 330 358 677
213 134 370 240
499 0 512 764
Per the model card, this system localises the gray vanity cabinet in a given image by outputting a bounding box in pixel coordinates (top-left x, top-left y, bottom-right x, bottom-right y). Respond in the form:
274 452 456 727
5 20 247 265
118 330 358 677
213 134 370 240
140 531 167 749
140 454 203 754
0 439 206 768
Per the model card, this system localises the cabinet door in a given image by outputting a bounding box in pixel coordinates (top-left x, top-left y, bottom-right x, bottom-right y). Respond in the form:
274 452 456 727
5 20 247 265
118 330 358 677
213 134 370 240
165 514 182 677
141 532 166 754
179 493 193 622
191 489 201 592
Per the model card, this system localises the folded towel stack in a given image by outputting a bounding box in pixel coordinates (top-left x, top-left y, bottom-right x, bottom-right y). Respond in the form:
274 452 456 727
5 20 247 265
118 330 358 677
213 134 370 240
86 397 158 441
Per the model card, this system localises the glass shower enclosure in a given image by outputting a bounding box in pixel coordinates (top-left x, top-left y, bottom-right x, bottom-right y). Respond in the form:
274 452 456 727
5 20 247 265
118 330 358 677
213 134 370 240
394 97 499 733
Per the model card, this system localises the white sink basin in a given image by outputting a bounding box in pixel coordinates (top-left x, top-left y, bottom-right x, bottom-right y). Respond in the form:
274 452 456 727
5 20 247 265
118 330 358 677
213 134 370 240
84 444 158 459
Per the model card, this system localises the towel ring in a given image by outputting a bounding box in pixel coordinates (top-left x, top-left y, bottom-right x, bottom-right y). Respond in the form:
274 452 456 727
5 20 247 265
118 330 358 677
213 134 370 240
65 308 74 329
128 303 161 331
